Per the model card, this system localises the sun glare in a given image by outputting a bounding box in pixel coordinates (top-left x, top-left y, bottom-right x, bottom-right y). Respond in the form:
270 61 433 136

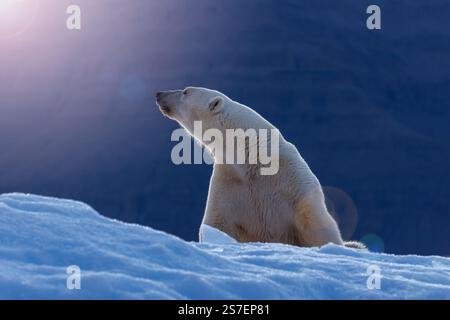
0 0 40 40
0 0 20 13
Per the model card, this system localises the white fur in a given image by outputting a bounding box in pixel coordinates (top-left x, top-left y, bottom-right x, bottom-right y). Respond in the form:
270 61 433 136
156 87 345 247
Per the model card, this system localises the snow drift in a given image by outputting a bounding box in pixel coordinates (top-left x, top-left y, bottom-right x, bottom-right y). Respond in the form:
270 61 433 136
0 193 449 299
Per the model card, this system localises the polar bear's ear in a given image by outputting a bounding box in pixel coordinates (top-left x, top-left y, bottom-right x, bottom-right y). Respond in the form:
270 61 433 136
208 97 224 114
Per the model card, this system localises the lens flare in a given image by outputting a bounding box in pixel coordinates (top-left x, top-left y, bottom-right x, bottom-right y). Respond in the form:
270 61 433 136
360 234 385 253
323 186 359 240
0 0 40 40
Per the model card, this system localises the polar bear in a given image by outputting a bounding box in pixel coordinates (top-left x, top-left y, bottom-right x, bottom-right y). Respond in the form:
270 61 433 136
156 87 365 249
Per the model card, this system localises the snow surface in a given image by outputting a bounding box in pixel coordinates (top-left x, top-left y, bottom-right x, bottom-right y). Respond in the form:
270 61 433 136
0 193 449 299
200 224 237 244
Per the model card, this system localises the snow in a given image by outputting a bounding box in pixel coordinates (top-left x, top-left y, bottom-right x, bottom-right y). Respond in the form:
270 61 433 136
200 224 237 244
0 193 449 299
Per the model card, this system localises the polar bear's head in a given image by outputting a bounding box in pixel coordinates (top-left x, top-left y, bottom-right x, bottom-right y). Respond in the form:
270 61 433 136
156 87 280 175
156 87 227 137
156 87 229 140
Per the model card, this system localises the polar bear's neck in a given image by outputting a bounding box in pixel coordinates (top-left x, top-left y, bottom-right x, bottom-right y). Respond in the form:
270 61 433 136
197 102 283 177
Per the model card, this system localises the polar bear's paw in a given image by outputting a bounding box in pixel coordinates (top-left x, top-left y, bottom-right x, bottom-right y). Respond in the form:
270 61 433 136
344 241 368 250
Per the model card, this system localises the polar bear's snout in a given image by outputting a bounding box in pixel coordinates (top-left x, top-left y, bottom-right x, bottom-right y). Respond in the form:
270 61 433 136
156 90 181 116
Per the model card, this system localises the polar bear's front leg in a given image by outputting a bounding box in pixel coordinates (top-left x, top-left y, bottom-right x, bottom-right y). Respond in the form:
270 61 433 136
294 189 344 247
200 205 228 242
199 165 251 242
199 169 230 242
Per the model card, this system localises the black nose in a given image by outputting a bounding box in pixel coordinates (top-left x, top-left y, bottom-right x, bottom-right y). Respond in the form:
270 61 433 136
156 91 163 99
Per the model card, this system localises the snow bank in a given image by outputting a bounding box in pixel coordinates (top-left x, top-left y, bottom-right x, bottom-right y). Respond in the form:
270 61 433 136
0 193 449 299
